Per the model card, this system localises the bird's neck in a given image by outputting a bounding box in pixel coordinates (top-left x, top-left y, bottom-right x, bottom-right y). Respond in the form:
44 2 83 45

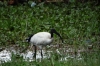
50 32 53 38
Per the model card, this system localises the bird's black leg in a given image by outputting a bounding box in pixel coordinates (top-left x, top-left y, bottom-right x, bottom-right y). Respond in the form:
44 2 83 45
41 49 43 58
34 45 37 60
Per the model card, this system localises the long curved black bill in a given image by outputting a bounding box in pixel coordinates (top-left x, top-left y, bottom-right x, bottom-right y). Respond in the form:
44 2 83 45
54 31 63 43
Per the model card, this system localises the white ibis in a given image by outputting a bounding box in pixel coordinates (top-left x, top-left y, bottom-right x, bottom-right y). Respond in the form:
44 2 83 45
26 28 63 59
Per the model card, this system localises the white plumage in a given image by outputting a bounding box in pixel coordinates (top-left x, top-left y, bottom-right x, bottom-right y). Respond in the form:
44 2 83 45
30 32 53 46
26 29 63 59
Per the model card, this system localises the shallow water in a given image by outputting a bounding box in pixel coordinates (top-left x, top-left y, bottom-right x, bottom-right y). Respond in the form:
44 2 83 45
0 44 94 63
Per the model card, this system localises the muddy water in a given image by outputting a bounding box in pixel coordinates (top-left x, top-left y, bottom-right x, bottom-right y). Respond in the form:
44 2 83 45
0 44 94 63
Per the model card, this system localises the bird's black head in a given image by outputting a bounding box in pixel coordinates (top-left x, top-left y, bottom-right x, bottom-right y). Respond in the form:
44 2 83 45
26 34 33 42
50 28 63 43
